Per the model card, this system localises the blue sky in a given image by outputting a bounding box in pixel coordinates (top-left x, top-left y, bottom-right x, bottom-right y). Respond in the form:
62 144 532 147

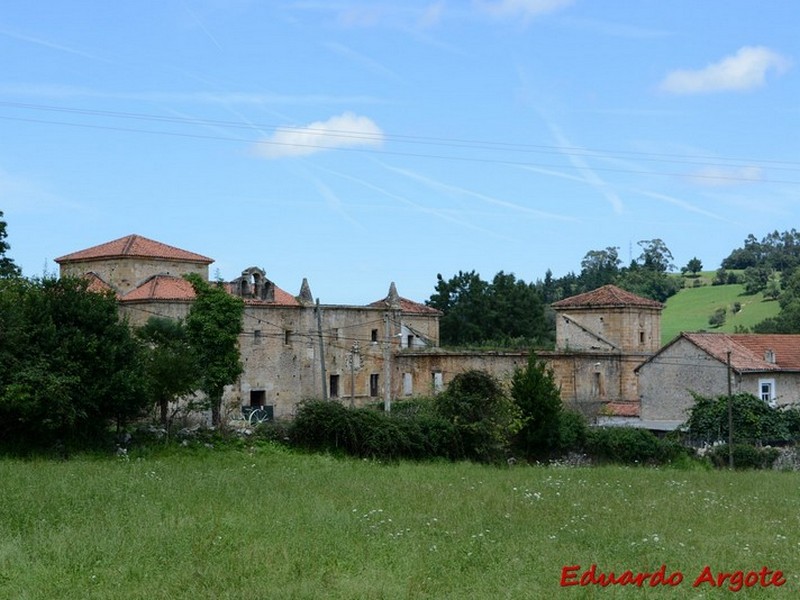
1 1 797 304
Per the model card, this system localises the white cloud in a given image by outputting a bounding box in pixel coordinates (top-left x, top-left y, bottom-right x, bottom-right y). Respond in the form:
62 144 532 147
476 0 574 19
659 46 791 94
253 112 384 158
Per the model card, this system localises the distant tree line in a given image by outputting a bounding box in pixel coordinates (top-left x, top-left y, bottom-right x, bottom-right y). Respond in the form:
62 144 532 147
428 239 682 347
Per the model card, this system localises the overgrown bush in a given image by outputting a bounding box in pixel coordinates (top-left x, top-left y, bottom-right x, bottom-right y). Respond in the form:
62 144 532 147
510 354 562 458
586 427 688 465
288 399 460 461
434 370 522 463
708 444 780 469
686 393 790 444
557 410 588 453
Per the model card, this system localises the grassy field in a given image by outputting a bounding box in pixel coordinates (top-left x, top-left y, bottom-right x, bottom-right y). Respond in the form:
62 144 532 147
661 278 780 344
2 445 799 599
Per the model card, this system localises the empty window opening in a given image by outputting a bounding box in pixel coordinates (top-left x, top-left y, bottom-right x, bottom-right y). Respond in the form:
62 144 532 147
250 390 266 407
432 372 443 393
254 330 262 345
284 330 292 345
371 329 378 343
403 372 413 396
370 374 380 397
329 375 340 398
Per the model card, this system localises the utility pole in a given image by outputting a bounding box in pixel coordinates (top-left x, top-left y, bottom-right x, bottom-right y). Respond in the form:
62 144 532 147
727 350 733 469
315 299 328 401
350 341 358 407
383 312 391 413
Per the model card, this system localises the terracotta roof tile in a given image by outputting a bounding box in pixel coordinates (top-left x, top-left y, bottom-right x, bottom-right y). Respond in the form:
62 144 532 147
55 234 213 265
551 284 663 310
121 274 197 302
368 296 442 314
83 272 116 295
605 402 641 417
684 332 800 372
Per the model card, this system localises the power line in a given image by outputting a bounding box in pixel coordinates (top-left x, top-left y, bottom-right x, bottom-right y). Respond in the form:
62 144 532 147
2 102 799 184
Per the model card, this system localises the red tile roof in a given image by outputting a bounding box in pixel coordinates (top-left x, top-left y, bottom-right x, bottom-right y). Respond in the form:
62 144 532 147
122 274 197 302
605 402 641 417
83 272 116 295
55 234 213 265
551 285 663 310
683 332 800 372
369 296 442 315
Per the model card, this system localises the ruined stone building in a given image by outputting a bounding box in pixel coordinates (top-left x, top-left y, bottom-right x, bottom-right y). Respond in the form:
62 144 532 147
58 235 696 427
56 234 441 420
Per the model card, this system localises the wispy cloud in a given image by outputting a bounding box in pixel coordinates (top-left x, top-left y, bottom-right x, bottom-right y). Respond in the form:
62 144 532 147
382 163 575 221
475 0 574 20
545 121 625 213
685 165 764 187
0 28 112 63
659 46 791 94
252 112 384 158
324 42 403 82
633 189 729 222
0 84 382 107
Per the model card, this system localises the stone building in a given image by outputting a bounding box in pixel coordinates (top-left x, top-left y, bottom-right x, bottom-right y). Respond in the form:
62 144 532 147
56 234 440 420
57 235 683 426
637 332 800 429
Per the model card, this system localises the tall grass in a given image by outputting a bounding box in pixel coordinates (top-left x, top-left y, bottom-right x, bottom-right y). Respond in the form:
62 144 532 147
1 445 799 598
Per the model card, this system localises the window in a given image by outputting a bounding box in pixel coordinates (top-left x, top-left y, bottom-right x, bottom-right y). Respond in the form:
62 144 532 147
284 330 292 345
432 372 443 393
759 379 776 406
403 373 413 396
250 390 266 407
371 329 378 343
254 330 262 345
639 331 645 346
407 335 414 348
370 374 380 397
329 375 340 398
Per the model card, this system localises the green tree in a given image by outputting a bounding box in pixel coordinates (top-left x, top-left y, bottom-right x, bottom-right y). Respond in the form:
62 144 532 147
683 257 703 277
434 370 521 463
427 270 552 347
510 353 562 458
0 211 21 279
137 316 199 427
184 274 244 427
427 271 489 345
637 239 675 273
0 277 147 451
579 247 621 291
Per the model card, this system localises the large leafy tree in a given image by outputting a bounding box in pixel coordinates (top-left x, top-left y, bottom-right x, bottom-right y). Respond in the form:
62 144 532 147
579 247 621 291
184 274 244 427
0 277 147 451
427 270 551 347
0 211 21 279
137 316 199 427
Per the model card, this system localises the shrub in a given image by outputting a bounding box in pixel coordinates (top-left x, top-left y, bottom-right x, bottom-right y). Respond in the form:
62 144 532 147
434 370 522 463
288 399 460 461
557 410 588 453
510 354 562 458
586 427 687 465
708 444 780 470
685 393 790 444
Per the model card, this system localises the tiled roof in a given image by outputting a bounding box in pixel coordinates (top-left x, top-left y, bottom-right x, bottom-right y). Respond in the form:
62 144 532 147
369 296 442 315
55 234 213 265
83 272 116 295
551 285 663 310
122 274 196 302
683 332 800 372
605 402 641 417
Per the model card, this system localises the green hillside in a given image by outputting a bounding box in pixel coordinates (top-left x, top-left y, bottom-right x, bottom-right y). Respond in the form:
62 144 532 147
661 277 780 345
